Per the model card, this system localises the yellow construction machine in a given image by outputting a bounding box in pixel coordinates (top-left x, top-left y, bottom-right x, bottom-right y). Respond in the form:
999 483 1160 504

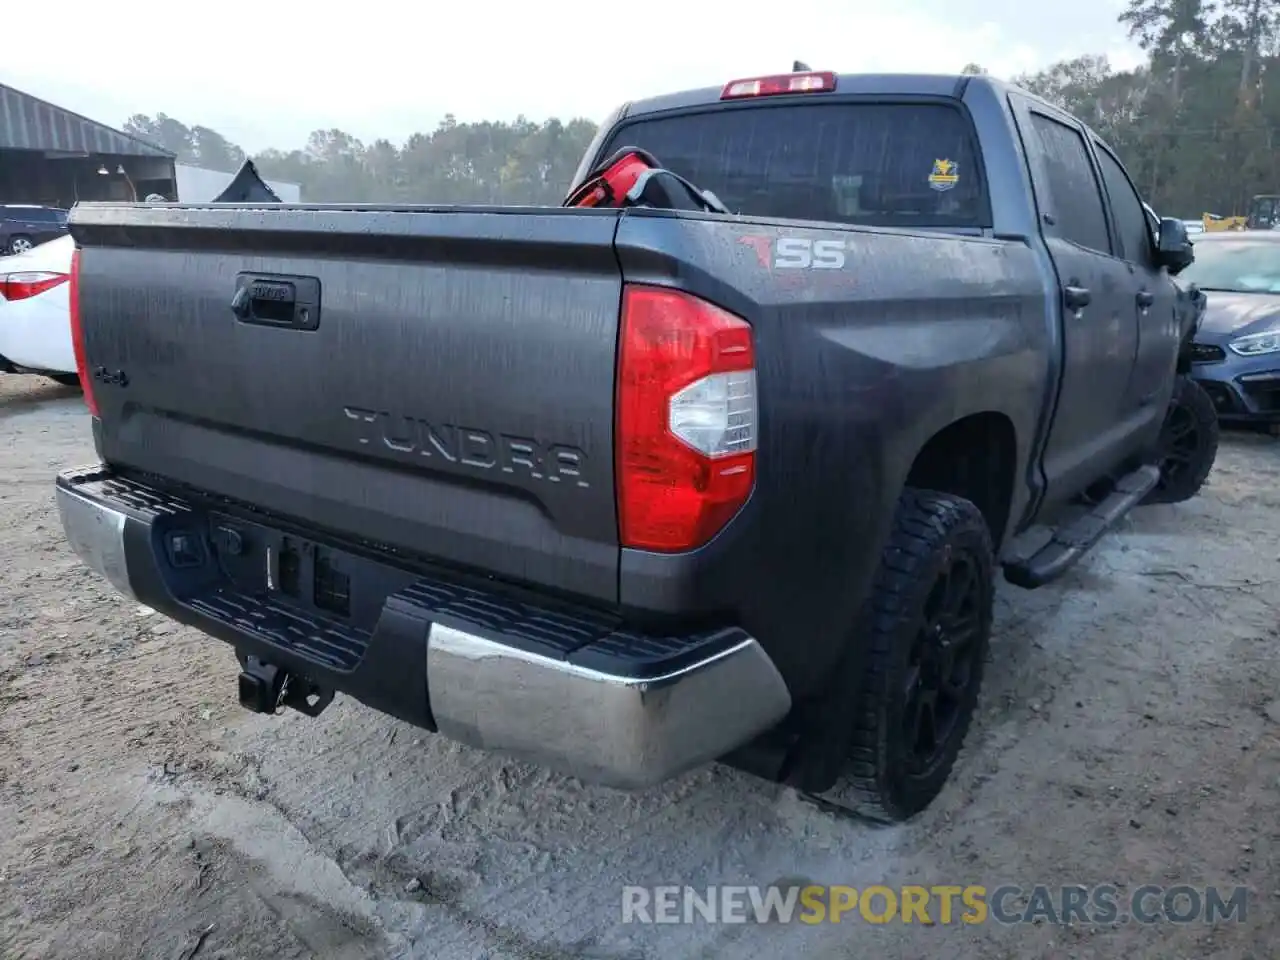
1200 195 1280 232
1201 212 1248 232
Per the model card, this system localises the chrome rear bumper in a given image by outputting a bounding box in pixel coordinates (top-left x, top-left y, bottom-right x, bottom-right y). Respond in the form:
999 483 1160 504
56 468 791 789
426 624 790 788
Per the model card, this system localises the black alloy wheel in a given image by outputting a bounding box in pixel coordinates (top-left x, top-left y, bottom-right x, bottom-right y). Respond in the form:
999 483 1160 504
902 552 983 778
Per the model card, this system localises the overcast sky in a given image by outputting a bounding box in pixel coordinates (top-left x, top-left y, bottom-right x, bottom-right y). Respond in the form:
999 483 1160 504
2 0 1144 154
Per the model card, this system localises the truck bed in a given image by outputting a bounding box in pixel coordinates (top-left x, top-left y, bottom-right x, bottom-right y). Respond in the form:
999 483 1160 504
70 201 1048 698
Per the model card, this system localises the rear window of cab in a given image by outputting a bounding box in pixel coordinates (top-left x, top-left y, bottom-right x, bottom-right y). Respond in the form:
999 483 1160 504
598 101 988 229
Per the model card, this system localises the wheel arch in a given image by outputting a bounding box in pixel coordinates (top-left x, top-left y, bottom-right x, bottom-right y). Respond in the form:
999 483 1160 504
778 413 1017 801
903 411 1019 546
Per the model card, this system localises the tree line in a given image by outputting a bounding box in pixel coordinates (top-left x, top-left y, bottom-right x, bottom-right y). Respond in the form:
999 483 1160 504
123 113 598 207
125 0 1280 217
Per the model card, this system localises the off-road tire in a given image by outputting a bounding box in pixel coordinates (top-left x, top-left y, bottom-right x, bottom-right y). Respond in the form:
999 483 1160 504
1142 375 1219 505
48 373 81 388
807 489 994 823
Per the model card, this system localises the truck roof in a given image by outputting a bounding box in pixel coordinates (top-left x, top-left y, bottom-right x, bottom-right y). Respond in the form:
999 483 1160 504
620 72 1006 119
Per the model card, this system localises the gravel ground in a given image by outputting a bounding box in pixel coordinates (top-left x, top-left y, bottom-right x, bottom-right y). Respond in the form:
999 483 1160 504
1 373 1278 960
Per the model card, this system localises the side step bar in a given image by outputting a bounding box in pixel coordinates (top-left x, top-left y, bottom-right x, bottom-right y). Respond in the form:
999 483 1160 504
1003 464 1160 589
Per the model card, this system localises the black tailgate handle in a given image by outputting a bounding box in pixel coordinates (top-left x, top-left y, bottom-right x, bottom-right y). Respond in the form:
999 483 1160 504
231 273 321 330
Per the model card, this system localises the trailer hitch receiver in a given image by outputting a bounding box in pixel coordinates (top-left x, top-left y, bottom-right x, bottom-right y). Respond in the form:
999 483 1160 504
237 655 335 717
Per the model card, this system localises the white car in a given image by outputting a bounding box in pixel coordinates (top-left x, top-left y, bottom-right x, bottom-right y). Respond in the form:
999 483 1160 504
0 234 79 385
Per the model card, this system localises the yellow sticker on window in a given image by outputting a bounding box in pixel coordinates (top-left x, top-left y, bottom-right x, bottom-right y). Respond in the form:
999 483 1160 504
928 159 959 192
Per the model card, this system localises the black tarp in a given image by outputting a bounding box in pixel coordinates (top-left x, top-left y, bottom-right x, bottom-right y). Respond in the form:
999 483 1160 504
212 160 282 203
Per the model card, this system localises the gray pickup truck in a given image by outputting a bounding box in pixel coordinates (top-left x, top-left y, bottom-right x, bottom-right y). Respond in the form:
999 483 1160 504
56 70 1216 822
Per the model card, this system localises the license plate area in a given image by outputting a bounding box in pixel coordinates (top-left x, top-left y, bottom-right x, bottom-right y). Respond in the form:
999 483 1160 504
208 512 415 629
265 536 350 617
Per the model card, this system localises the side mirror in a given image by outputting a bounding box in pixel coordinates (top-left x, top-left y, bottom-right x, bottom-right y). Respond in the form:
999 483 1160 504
1157 217 1194 275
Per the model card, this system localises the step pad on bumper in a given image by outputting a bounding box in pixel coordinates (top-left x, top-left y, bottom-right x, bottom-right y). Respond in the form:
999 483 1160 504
55 466 792 789
187 589 369 671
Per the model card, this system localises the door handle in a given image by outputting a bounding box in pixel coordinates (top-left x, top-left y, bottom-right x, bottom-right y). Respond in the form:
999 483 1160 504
1136 289 1155 308
1063 284 1091 310
231 273 322 330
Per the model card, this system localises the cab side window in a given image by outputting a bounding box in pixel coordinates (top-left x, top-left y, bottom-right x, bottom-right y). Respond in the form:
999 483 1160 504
1095 145 1154 267
1028 113 1112 255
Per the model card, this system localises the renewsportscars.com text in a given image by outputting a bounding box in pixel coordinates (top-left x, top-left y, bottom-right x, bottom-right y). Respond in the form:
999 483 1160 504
621 884 1249 925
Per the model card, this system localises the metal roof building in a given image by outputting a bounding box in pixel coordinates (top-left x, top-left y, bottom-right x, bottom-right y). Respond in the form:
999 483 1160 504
0 84 173 158
0 82 177 207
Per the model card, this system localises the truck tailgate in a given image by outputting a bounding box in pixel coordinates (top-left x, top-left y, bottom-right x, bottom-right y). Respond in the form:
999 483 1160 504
70 205 623 603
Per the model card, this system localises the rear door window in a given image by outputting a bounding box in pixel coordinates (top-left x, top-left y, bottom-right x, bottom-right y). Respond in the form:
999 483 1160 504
1094 144 1153 266
598 102 988 228
1026 114 1112 255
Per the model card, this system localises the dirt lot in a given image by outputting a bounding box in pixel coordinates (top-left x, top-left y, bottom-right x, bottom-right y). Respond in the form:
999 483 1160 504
1 374 1278 960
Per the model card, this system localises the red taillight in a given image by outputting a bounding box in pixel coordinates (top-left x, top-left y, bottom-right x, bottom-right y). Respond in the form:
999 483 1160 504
721 71 836 100
68 248 98 415
0 271 68 301
616 285 758 552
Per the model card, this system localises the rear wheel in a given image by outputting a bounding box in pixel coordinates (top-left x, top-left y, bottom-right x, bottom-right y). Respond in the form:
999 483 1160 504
1142 376 1219 505
7 235 33 255
806 489 994 823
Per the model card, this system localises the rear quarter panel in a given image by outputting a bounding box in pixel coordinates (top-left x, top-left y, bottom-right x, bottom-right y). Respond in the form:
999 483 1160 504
614 211 1048 695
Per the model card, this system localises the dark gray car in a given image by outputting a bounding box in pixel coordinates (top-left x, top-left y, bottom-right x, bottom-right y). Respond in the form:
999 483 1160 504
1182 231 1280 427
0 204 69 254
